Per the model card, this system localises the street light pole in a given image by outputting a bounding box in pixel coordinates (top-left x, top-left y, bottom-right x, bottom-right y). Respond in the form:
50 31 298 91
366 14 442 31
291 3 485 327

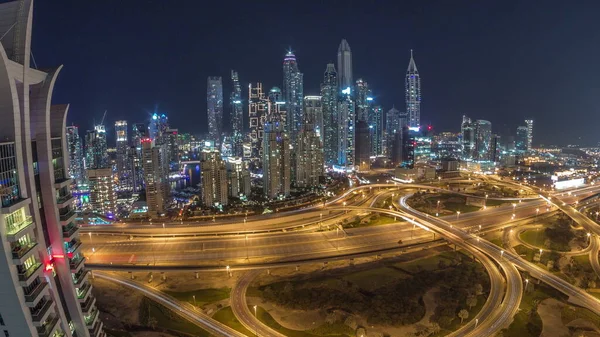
253 305 258 337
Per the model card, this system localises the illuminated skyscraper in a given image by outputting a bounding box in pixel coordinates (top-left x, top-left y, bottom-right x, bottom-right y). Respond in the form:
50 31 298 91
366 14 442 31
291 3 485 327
66 125 85 184
474 120 493 161
249 83 268 161
461 115 476 160
115 120 131 191
297 97 324 188
337 39 353 90
355 120 371 171
200 149 228 206
370 105 383 156
516 126 528 153
268 87 287 125
282 51 303 147
142 139 169 217
385 107 400 156
230 70 244 157
263 120 290 198
406 50 421 128
338 87 355 169
321 63 338 165
0 2 104 335
355 78 371 121
207 76 224 146
85 125 108 169
148 112 168 144
131 123 146 191
88 167 117 215
524 119 533 151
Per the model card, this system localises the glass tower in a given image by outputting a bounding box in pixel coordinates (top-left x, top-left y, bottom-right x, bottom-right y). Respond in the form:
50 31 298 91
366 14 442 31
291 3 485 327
230 70 244 157
320 63 338 165
207 76 224 147
405 50 421 128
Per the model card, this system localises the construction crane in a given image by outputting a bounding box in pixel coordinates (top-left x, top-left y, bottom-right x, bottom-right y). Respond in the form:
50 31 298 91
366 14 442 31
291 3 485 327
100 110 107 125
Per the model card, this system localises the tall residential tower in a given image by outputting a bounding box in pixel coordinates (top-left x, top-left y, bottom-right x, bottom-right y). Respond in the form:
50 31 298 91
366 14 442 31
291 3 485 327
337 39 353 90
406 50 421 128
321 63 338 165
0 1 103 336
230 70 244 157
207 76 224 147
282 51 304 147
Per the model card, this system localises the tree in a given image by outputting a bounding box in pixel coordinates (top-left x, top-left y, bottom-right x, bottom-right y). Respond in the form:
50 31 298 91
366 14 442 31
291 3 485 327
466 295 478 310
458 309 469 324
429 322 441 335
147 316 158 329
474 283 483 295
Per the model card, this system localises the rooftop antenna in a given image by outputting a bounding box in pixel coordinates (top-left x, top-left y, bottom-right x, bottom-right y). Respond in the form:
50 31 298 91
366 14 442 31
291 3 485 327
100 110 107 125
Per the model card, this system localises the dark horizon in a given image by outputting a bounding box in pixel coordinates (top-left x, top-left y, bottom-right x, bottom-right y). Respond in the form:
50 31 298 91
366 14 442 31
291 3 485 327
26 0 600 146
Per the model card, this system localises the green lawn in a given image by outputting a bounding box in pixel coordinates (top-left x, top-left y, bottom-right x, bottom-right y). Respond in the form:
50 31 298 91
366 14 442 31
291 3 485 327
164 287 230 307
393 253 454 273
364 215 397 227
561 305 600 329
439 294 487 336
519 229 547 249
502 282 566 337
488 237 504 248
342 267 411 291
212 306 254 336
147 300 211 336
254 306 352 337
484 199 514 207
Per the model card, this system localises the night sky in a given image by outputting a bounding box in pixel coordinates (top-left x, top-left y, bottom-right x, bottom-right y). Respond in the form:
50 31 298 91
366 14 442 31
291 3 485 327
28 0 600 146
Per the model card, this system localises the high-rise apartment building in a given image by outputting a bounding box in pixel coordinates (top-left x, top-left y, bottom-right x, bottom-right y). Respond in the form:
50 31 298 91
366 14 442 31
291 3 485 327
282 51 303 148
200 150 228 206
406 50 421 128
461 115 476 160
297 97 324 188
338 87 355 169
207 77 223 147
321 64 338 165
337 39 353 90
141 139 169 218
385 107 401 156
87 168 117 216
230 70 244 157
524 119 533 151
115 120 131 191
84 125 108 169
355 78 371 121
263 121 290 198
370 105 383 156
0 4 105 335
303 96 323 141
165 128 179 169
268 87 287 127
66 126 85 184
226 157 251 198
249 83 268 161
355 120 371 172
131 123 146 191
515 126 528 153
148 112 168 144
474 120 493 161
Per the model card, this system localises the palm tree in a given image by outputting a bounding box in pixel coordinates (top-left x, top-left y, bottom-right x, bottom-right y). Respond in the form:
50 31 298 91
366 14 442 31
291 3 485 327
458 309 469 324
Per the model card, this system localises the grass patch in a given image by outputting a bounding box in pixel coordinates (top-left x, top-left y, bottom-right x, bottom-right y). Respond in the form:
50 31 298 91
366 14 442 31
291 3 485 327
212 306 254 336
439 294 487 335
365 215 397 227
561 305 600 329
519 229 547 249
342 267 411 291
394 253 453 273
164 287 230 307
502 282 567 337
146 299 211 336
489 237 504 248
105 329 132 337
254 305 353 337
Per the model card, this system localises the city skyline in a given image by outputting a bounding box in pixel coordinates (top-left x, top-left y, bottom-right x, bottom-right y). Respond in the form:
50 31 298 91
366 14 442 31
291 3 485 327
31 1 600 146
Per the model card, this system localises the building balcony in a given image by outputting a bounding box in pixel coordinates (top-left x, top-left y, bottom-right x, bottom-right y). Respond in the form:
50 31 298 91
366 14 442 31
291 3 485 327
1 197 31 214
76 281 93 302
66 240 82 257
31 298 54 327
73 269 89 287
35 314 60 337
80 295 96 315
84 307 99 329
56 194 75 209
59 209 76 225
69 255 85 273
6 215 34 241
88 320 103 337
12 242 38 264
24 280 49 307
18 262 43 286
54 177 72 189
62 223 80 242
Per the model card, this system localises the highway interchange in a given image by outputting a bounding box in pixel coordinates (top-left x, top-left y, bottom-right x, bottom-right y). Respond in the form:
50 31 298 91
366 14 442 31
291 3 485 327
87 177 600 337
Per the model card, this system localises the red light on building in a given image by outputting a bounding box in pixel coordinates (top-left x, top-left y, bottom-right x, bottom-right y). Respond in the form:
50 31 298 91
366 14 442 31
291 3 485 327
141 137 152 143
53 254 65 259
427 125 432 131
45 263 54 272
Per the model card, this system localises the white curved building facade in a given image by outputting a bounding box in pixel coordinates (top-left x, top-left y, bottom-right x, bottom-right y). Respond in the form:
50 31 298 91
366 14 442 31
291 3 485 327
0 1 103 336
